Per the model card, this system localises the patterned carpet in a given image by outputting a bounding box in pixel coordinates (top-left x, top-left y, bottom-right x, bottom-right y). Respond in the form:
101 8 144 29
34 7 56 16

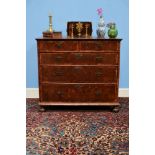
26 98 129 155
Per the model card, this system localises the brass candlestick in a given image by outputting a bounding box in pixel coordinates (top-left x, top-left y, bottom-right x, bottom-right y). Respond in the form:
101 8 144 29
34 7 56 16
49 14 53 32
76 22 83 37
85 24 89 37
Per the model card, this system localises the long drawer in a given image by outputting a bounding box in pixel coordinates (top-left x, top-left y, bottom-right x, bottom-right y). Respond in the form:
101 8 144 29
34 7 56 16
41 83 117 102
40 65 118 83
38 41 78 51
40 52 119 65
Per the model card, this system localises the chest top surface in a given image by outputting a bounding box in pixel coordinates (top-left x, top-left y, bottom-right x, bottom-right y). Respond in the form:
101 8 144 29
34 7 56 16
36 37 122 41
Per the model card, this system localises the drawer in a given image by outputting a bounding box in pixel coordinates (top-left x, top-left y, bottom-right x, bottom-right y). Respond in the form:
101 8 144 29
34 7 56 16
40 52 119 65
80 41 120 51
38 41 78 51
40 66 118 83
41 83 117 102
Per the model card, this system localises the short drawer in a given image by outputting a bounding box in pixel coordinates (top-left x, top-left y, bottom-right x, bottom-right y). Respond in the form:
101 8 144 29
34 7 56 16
40 52 119 65
80 41 120 51
40 66 118 83
41 83 117 102
38 41 78 51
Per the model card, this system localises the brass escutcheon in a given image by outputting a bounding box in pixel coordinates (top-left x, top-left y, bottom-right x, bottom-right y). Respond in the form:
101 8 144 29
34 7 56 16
56 42 63 48
54 71 64 76
95 56 103 62
75 84 82 89
74 66 82 71
96 71 103 77
55 56 63 61
75 53 83 60
56 91 63 96
95 90 102 96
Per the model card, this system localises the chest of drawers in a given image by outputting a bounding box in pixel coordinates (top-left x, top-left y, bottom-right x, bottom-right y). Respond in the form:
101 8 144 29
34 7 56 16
36 38 122 111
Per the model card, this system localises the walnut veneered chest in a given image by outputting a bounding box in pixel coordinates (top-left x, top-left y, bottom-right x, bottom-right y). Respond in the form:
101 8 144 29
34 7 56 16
36 38 122 111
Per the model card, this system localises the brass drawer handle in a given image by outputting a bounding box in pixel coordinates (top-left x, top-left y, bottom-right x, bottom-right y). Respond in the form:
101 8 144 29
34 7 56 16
56 91 64 96
55 56 63 61
95 56 103 62
74 66 82 71
54 71 64 76
96 71 103 77
74 53 83 60
96 43 102 49
45 50 50 52
56 42 63 48
74 84 82 89
95 90 102 96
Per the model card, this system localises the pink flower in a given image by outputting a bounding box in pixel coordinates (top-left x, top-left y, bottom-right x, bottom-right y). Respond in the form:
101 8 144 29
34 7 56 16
97 8 103 16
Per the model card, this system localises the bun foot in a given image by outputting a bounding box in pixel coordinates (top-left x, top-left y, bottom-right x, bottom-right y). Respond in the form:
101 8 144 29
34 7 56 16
39 106 46 112
112 106 120 112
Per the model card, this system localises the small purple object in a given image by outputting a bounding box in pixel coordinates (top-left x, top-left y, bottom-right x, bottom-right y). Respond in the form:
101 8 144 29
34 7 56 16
97 8 103 16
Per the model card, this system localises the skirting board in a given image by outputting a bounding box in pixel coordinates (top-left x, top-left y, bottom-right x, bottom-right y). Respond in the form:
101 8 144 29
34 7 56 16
26 88 129 98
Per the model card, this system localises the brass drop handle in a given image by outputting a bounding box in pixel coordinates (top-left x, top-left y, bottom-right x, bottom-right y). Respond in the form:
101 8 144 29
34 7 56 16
54 70 64 76
95 56 103 62
95 90 102 96
96 43 102 49
74 53 83 60
56 91 64 97
56 42 63 48
75 84 82 89
96 71 103 77
55 56 63 61
74 66 82 71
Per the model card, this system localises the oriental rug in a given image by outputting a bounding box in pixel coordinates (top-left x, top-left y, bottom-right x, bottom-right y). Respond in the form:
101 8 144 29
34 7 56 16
26 98 129 155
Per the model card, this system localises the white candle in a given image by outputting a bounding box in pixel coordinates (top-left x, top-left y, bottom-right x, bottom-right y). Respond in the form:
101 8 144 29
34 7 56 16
49 12 52 16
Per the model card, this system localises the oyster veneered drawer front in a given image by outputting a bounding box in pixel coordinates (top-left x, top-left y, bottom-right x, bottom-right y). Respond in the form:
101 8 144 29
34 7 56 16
40 65 118 83
80 41 120 51
41 83 117 102
40 52 119 65
38 41 78 51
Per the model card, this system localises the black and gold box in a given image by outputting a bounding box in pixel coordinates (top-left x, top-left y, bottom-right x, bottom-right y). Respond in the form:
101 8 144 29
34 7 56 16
67 21 92 38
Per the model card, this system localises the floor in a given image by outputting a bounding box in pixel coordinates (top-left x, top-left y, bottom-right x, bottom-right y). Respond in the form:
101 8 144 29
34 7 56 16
26 98 129 155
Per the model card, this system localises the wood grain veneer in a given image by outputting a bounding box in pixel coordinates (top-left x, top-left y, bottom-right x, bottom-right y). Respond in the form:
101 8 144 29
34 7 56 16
36 37 122 111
